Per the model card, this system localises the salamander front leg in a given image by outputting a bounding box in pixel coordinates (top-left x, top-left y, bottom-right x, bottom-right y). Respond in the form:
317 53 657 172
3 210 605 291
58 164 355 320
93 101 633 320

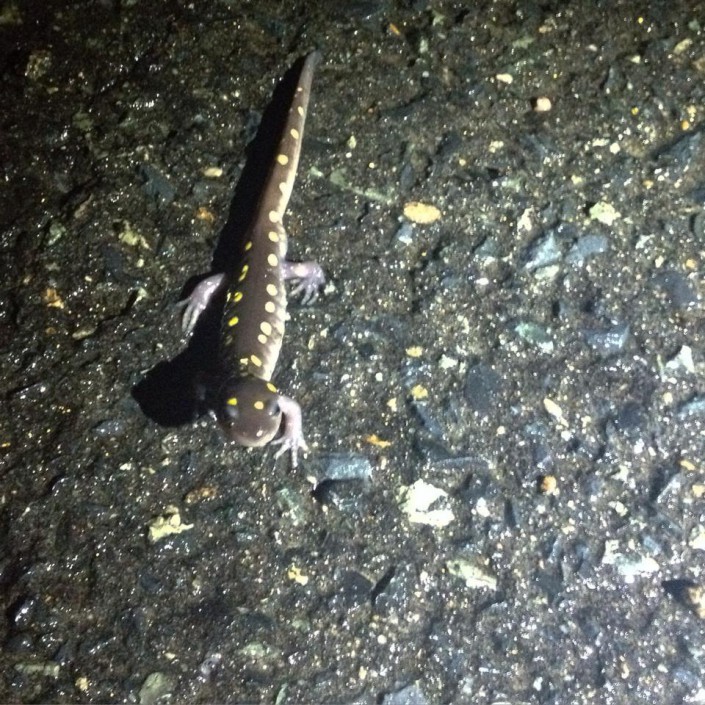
282 260 325 305
271 394 309 468
177 273 226 336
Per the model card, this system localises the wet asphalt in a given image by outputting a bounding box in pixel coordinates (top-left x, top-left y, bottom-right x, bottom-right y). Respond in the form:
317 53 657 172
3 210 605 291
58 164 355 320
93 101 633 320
1 2 704 704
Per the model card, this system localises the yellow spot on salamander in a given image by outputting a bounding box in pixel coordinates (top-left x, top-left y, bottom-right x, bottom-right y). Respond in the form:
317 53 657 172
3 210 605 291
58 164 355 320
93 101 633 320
260 321 272 335
266 284 278 296
238 264 249 282
268 210 280 223
297 105 304 117
245 241 253 251
267 253 279 267
250 354 262 367
266 382 277 393
290 128 299 139
279 182 289 195
228 316 239 327
226 397 238 406
265 301 276 314
276 154 289 165
268 231 280 242
233 291 243 303
257 334 267 345
254 400 265 410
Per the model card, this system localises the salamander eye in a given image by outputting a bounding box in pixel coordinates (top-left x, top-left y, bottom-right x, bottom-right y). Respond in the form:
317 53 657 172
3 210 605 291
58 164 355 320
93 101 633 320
265 399 281 416
223 403 239 420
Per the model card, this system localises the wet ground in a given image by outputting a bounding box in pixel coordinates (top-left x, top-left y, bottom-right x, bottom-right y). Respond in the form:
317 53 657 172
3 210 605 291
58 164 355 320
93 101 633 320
2 1 705 704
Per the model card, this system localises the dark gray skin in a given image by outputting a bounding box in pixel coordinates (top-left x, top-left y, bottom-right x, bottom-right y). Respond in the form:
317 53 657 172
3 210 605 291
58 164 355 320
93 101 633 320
179 51 324 467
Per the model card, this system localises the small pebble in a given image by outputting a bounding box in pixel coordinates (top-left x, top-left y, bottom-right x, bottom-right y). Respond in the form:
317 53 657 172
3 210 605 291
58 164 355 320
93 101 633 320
403 201 441 224
532 96 552 112
539 475 558 495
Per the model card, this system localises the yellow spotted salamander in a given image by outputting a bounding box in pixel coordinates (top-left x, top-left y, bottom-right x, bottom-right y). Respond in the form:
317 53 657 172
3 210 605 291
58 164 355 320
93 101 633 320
179 51 325 467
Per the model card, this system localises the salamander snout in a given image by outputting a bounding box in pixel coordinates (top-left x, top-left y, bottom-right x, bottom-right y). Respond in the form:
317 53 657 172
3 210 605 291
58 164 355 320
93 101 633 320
216 377 283 448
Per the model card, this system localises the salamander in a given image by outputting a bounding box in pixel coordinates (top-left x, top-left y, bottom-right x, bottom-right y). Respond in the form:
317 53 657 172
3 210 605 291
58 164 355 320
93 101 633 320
178 51 325 467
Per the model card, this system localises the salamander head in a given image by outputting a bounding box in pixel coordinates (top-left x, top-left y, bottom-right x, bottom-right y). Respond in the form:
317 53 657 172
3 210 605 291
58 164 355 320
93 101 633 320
216 377 283 447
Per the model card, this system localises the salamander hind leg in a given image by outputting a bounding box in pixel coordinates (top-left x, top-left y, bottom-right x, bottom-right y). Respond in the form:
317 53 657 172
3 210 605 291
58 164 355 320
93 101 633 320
282 260 325 305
